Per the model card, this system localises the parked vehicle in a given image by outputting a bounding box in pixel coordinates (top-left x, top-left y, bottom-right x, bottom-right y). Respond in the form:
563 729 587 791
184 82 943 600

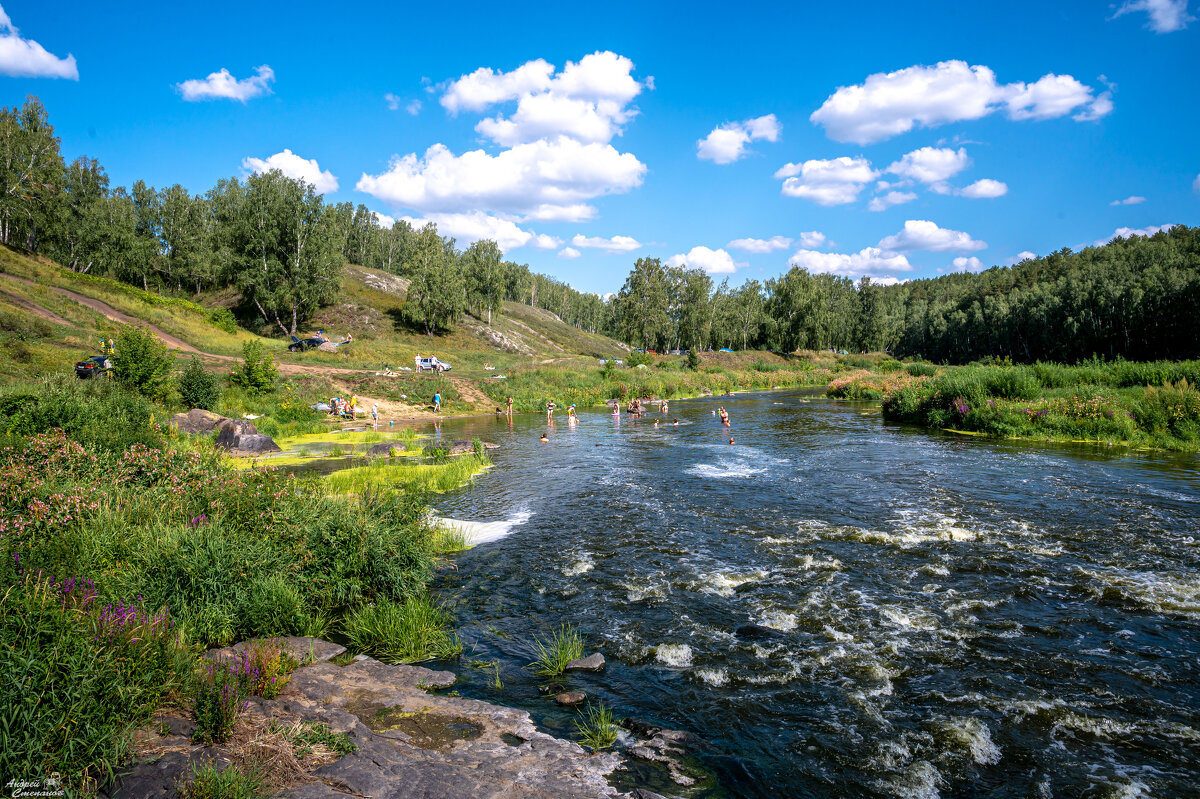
415 356 452 372
719 348 734 353
288 336 326 352
597 358 624 366
74 355 113 379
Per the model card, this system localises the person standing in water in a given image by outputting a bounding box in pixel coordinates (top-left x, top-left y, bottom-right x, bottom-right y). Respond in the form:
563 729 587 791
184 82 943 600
567 404 578 422
371 403 378 429
661 399 669 414
546 401 556 421
506 396 514 415
433 392 441 413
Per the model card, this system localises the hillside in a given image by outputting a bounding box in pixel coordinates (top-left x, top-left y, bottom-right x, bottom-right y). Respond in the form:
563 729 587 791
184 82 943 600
0 247 630 414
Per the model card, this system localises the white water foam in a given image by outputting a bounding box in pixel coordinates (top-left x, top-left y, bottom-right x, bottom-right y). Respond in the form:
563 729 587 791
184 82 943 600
695 667 729 686
433 509 532 546
692 569 768 597
562 554 594 576
686 460 766 479
655 643 694 667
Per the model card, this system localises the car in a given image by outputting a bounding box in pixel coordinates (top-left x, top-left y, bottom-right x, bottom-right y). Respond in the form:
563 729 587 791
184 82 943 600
74 355 113 379
415 356 451 372
719 348 734 353
288 336 326 352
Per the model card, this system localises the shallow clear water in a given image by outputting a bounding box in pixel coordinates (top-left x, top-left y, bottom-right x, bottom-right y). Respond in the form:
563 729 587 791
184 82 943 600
426 391 1200 798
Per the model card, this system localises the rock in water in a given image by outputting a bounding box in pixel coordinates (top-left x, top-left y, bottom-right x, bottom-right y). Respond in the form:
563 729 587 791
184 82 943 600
734 623 782 640
555 691 587 707
367 442 400 457
170 408 227 435
214 419 281 456
564 653 606 672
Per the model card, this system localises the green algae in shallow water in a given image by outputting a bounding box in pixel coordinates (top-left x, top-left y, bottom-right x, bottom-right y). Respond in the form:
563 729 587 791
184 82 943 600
345 700 481 750
326 453 491 494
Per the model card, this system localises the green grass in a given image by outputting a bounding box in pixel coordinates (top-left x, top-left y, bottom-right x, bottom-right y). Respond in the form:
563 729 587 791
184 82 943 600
528 623 585 677
325 453 490 494
178 763 267 799
573 702 619 750
267 720 357 757
340 595 462 664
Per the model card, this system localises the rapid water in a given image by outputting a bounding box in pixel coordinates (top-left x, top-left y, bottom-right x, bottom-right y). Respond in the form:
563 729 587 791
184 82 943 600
425 391 1200 798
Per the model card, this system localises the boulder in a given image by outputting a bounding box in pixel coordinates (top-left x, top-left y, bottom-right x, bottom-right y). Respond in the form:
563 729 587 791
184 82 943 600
554 691 587 707
214 419 281 456
170 408 227 435
564 653 605 672
368 442 401 457
446 439 499 455
316 342 340 353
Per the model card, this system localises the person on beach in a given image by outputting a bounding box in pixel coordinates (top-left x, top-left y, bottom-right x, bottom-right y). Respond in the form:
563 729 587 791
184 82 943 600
350 395 359 419
546 401 556 421
433 392 441 413
506 396 514 415
371 403 378 428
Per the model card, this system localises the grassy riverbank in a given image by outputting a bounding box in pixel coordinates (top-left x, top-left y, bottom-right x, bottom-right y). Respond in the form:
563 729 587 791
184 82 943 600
828 358 1200 451
0 378 487 793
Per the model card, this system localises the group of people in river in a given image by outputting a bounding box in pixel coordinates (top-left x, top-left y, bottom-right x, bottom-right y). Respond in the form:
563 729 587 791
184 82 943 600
534 395 734 443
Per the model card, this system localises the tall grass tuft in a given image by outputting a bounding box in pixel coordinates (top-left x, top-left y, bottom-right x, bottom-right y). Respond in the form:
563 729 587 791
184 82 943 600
528 623 584 677
574 702 619 750
341 596 462 663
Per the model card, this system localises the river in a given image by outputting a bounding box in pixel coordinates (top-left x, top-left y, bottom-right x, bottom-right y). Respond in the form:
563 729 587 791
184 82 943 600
424 390 1200 798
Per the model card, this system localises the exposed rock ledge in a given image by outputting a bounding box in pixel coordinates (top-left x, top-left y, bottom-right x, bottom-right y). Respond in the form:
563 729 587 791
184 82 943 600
103 637 660 799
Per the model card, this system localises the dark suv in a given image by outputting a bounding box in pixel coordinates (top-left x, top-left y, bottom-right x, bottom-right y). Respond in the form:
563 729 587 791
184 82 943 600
74 355 113 379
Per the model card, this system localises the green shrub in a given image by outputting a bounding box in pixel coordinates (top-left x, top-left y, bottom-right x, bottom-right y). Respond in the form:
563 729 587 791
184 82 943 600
528 623 584 677
229 340 277 395
686 351 701 370
574 702 619 750
179 357 222 410
626 351 653 367
904 363 938 377
879 359 904 373
239 575 304 639
0 575 188 794
114 325 175 400
208 308 238 335
341 595 461 663
192 655 257 744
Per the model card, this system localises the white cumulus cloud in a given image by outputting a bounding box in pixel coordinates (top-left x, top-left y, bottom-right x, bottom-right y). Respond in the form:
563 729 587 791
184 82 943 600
372 211 395 229
1111 0 1194 32
178 65 274 102
788 246 913 279
385 93 401 111
401 211 560 253
697 114 781 164
810 60 1111 144
726 235 792 253
361 52 648 223
798 231 829 249
1003 251 1037 265
1095 223 1176 246
571 233 642 253
667 246 741 274
242 149 338 194
0 7 77 79
1109 195 1146 206
356 138 646 219
887 147 970 184
951 256 987 272
776 156 878 206
868 191 918 212
406 100 422 116
878 219 987 252
558 247 581 259
960 179 1008 198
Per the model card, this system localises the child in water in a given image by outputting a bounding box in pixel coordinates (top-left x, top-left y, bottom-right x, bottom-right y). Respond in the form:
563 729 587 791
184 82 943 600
539 433 548 442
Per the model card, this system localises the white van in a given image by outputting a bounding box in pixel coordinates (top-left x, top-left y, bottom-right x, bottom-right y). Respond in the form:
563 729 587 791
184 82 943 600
415 356 452 372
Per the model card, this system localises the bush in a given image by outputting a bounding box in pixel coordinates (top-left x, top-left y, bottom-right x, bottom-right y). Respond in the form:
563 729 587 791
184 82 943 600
113 325 175 400
0 575 188 794
686 351 701 371
626 351 653 367
229 340 277 395
905 363 938 377
341 596 461 663
179 357 222 411
192 655 258 744
208 308 238 335
239 575 304 639
179 762 266 799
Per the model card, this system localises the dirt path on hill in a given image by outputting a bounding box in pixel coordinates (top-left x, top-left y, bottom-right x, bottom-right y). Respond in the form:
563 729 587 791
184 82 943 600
0 288 73 326
0 272 493 421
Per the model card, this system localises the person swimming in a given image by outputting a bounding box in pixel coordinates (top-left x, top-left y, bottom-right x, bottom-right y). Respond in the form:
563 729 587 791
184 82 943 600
539 433 548 442
728 437 735 445
653 419 659 427
673 418 679 426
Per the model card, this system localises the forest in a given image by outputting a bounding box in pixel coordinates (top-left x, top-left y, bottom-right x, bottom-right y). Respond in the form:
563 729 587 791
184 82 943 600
4 94 1198 363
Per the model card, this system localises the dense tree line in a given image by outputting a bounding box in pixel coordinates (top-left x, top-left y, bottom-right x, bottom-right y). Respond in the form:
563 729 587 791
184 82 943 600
608 227 1200 362
0 95 608 337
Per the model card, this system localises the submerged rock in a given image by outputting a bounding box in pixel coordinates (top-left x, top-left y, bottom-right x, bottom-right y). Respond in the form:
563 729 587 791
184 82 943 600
368 442 402 457
170 408 227 435
214 419 281 456
447 439 499 455
564 653 606 672
555 691 587 707
733 623 783 640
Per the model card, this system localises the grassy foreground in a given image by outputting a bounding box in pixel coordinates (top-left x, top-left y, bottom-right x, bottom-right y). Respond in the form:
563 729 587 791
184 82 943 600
828 358 1200 451
0 377 482 794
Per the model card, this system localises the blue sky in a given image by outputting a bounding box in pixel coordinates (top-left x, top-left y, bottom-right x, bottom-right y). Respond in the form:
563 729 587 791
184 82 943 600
2 0 1198 294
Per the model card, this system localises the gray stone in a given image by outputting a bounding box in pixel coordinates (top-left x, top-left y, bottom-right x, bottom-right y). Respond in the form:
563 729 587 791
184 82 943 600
564 653 605 672
631 791 669 799
170 408 227 435
205 636 347 666
368 442 401 457
214 419 281 456
316 342 340 353
555 691 587 707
